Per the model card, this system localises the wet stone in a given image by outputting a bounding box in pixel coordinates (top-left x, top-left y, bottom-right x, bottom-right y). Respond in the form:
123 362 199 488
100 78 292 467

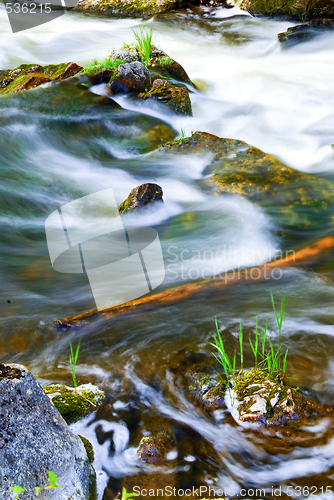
118 183 163 214
137 431 175 465
186 367 226 411
107 61 151 95
0 364 96 500
235 369 324 427
278 19 334 47
138 78 192 116
158 131 334 231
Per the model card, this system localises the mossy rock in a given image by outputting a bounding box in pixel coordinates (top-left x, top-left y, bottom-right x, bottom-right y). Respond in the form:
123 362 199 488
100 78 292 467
186 367 227 411
138 78 192 116
159 131 334 231
118 183 163 214
74 0 180 17
278 19 334 47
0 62 82 95
240 0 334 20
110 45 193 86
43 383 105 424
234 369 322 426
137 430 175 465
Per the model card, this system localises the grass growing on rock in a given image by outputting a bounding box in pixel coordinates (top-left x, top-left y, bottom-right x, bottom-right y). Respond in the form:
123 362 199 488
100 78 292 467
133 26 153 67
210 292 289 402
81 57 124 75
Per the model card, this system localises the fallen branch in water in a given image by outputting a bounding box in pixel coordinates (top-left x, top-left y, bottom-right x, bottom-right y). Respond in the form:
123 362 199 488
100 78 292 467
55 235 334 329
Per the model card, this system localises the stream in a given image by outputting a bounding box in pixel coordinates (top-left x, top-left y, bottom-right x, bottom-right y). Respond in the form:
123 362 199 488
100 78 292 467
1 3 334 499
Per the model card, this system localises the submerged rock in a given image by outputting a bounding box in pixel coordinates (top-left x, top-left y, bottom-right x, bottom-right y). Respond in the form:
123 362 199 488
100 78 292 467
234 369 322 426
137 431 175 464
278 19 334 46
118 183 163 214
0 62 82 95
240 0 334 20
107 61 151 95
159 131 334 231
0 363 96 500
186 367 226 411
138 78 192 116
43 383 105 424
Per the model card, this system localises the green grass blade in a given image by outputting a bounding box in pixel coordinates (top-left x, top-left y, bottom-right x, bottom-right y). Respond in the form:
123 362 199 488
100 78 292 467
239 322 244 371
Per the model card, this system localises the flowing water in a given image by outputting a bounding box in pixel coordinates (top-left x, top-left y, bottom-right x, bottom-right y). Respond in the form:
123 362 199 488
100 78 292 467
1 4 334 499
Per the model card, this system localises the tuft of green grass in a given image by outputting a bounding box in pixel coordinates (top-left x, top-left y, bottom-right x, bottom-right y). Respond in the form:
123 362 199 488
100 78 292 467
210 293 289 403
175 127 189 145
133 26 153 67
158 55 174 66
81 57 124 75
70 341 81 390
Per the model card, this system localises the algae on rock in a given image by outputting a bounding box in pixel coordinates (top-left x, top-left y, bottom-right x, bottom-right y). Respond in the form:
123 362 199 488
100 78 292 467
0 62 82 95
159 131 334 231
240 0 334 20
43 383 105 424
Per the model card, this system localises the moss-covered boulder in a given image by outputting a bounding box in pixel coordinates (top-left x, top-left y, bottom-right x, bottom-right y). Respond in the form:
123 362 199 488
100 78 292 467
118 183 163 214
159 131 334 231
234 369 322 426
0 62 82 95
138 78 192 116
43 383 105 424
137 431 175 464
110 45 193 86
240 0 334 20
74 0 229 18
278 19 334 47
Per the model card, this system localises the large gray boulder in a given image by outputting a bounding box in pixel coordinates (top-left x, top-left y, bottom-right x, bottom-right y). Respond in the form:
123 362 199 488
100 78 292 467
0 363 96 500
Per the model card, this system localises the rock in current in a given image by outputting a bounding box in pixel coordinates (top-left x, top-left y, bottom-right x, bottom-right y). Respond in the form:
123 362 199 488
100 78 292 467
138 78 192 116
137 431 175 465
234 369 323 426
0 62 83 95
109 45 193 86
0 363 96 500
240 0 334 20
278 19 334 47
107 61 151 95
118 183 163 214
159 131 334 231
186 367 226 411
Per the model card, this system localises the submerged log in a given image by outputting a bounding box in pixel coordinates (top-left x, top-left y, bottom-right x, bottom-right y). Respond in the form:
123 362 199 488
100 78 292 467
55 235 334 329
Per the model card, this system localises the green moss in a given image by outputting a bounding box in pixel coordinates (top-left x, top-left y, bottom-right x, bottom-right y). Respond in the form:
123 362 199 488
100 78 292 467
0 62 82 95
188 385 196 390
78 435 94 463
43 384 105 425
141 79 192 116
204 380 226 399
